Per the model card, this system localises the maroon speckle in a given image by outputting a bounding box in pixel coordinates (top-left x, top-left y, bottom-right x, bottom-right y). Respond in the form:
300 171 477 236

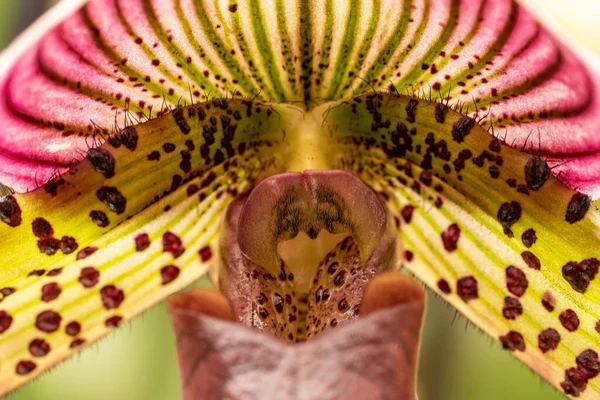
333 271 346 287
0 195 22 227
561 367 588 397
60 236 78 254
437 279 451 294
258 307 269 319
29 338 50 357
577 349 600 378
338 298 349 312
66 321 81 336
120 126 138 151
500 331 525 351
559 309 580 332
161 265 180 285
163 232 185 258
89 210 110 227
35 310 62 333
70 339 86 348
77 246 98 260
135 233 151 252
37 237 60 256
28 269 46 277
404 250 414 262
105 316 123 327
441 223 460 252
41 282 61 302
566 193 591 224
457 276 478 302
542 292 555 312
506 266 528 297
497 201 521 234
538 328 560 353
86 148 116 179
79 267 100 288
502 296 523 320
525 156 550 191
521 251 541 270
521 228 537 248
1 287 15 297
199 246 212 262
273 293 284 313
47 268 62 277
100 285 125 309
401 205 415 223
96 186 127 215
0 310 13 334
32 218 53 238
562 258 599 294
16 361 36 375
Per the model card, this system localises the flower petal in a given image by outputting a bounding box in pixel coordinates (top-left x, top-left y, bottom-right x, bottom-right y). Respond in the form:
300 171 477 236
3 0 600 194
0 99 296 394
316 93 600 398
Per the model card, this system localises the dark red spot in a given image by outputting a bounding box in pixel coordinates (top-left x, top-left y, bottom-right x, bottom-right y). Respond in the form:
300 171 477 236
37 237 60 256
100 285 125 310
333 271 346 287
566 193 591 224
576 349 600 378
538 328 560 353
120 126 138 150
1 287 15 297
0 310 13 334
96 186 127 215
273 293 284 313
199 246 212 262
561 367 588 397
502 296 523 320
41 282 61 302
562 258 599 294
437 279 451 294
35 310 62 333
401 205 415 223
525 156 550 191
16 361 36 375
105 316 123 327
32 218 53 238
161 265 180 285
79 267 100 288
560 309 580 332
66 321 81 336
47 268 62 277
28 269 46 277
86 148 116 179
89 210 110 227
506 266 528 297
76 246 98 260
404 250 414 261
163 232 184 258
0 195 22 227
60 236 78 254
258 307 269 319
451 116 475 143
441 223 460 252
500 331 525 351
338 298 349 312
135 233 151 252
457 276 478 302
497 201 521 235
521 229 537 248
327 262 340 274
542 292 555 312
521 251 540 270
29 338 50 357
70 339 86 348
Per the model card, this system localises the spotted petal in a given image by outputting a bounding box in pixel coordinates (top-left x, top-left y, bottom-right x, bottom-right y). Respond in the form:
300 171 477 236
2 0 600 398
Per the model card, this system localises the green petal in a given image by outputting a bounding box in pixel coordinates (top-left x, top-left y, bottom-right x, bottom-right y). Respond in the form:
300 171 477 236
0 99 298 393
314 93 600 398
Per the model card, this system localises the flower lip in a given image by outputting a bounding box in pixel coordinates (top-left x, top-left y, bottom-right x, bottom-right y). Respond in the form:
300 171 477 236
237 170 388 276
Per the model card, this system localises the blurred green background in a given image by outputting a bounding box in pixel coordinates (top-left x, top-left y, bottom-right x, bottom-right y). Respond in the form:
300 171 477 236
2 1 598 399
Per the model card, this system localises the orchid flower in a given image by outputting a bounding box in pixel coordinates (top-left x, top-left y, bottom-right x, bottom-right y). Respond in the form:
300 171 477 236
1 0 600 398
